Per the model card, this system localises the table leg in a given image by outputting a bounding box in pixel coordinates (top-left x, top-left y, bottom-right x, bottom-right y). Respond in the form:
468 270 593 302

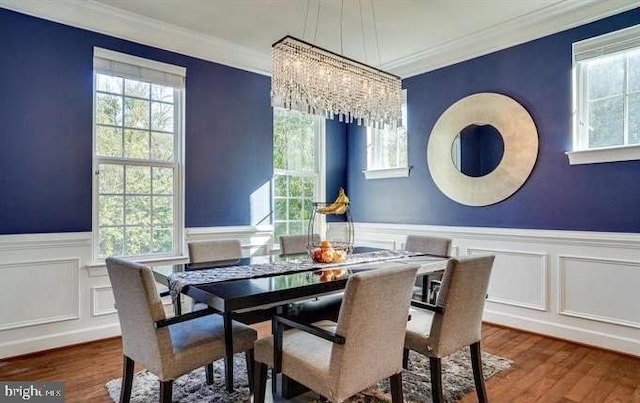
223 312 234 392
173 296 182 316
271 306 282 395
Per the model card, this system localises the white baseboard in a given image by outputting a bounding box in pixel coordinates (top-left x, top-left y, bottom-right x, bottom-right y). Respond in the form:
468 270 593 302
0 323 121 360
484 310 640 357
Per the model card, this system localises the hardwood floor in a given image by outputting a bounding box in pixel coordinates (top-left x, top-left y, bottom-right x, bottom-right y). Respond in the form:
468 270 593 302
0 323 638 402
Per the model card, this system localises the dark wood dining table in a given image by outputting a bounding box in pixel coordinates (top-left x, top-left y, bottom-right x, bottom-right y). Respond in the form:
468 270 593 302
152 247 448 395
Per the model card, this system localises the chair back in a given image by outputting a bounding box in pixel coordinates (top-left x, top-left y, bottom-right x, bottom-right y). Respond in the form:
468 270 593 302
428 255 494 357
279 233 319 255
188 239 242 263
329 264 418 398
405 235 451 257
106 257 167 373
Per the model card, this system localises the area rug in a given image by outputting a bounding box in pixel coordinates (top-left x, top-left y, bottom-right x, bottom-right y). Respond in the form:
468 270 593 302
106 350 511 402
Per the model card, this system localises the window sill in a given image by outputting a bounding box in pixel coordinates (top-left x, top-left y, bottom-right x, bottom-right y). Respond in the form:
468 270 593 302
566 144 640 165
363 167 411 179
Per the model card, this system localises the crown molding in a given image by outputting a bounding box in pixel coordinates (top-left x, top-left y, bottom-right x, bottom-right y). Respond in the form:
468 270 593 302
1 0 638 79
0 0 271 76
387 0 640 78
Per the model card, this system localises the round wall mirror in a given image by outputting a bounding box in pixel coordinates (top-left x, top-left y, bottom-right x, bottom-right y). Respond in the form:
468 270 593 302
451 124 505 177
428 93 538 206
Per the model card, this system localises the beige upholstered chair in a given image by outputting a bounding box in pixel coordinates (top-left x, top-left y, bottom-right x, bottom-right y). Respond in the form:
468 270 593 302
279 233 320 255
404 255 495 403
187 239 243 312
405 235 451 256
106 257 257 403
188 239 242 263
252 264 419 403
404 235 452 302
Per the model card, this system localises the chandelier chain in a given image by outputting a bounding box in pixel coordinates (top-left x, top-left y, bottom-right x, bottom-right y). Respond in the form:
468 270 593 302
370 0 382 65
314 0 320 42
340 0 344 55
359 0 368 63
302 0 311 39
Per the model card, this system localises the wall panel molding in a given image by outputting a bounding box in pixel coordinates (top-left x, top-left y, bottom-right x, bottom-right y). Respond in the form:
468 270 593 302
91 286 116 317
558 255 640 329
0 258 80 331
468 247 548 311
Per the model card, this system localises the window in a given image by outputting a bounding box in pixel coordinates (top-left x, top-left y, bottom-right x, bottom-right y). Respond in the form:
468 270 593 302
568 24 640 165
365 89 408 178
92 48 185 260
272 108 325 246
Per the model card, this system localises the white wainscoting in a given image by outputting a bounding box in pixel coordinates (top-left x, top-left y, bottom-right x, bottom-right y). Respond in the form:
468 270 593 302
0 226 275 359
0 232 122 359
0 257 80 330
353 222 640 357
91 286 117 317
558 255 640 329
468 248 548 312
2 224 638 358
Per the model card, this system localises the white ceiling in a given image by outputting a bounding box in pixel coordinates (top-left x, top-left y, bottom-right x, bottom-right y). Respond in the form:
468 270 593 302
2 0 638 77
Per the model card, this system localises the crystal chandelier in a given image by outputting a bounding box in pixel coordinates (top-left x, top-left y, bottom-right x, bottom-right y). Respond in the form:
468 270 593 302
271 35 402 128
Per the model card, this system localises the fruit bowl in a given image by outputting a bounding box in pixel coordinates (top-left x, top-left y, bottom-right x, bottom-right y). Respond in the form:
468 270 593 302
309 240 351 264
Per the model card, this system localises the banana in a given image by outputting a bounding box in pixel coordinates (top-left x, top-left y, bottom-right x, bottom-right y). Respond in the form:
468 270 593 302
317 188 349 214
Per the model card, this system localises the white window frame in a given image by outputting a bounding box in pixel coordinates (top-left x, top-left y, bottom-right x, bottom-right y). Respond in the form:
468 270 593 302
272 109 326 250
567 24 640 165
91 48 186 263
364 89 409 179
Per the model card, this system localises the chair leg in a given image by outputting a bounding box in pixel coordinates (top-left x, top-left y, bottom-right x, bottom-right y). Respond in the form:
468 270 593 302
245 349 255 393
470 341 488 403
421 275 429 302
119 355 134 403
389 372 404 403
429 356 444 403
402 348 410 369
252 361 268 403
205 363 214 385
159 380 173 403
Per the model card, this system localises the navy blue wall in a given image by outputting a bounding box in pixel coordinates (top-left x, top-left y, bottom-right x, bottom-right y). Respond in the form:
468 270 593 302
0 8 278 234
325 119 349 223
348 8 640 233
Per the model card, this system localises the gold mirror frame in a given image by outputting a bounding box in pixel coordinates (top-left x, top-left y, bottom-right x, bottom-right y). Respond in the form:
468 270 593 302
427 93 538 206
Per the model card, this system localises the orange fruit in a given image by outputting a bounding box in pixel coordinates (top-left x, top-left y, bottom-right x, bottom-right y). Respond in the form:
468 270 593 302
320 240 332 249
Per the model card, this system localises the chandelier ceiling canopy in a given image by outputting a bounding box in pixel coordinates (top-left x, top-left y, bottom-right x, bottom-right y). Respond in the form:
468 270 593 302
271 34 402 128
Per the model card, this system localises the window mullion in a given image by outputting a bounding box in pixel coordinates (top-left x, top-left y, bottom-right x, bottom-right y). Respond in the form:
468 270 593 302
624 53 630 146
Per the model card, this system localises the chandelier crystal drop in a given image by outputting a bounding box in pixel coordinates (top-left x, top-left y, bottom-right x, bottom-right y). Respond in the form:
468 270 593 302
271 36 402 128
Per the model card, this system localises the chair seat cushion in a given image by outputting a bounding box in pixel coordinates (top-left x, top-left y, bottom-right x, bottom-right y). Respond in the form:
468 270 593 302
255 320 336 398
162 314 256 380
405 308 435 356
